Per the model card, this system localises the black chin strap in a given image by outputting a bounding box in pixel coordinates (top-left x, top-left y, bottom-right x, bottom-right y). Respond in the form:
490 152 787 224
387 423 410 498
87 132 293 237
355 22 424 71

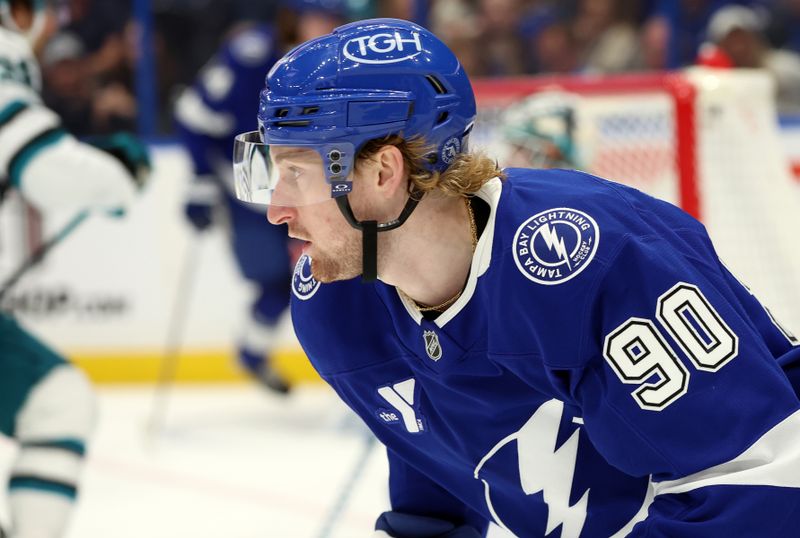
335 191 422 282
361 220 378 281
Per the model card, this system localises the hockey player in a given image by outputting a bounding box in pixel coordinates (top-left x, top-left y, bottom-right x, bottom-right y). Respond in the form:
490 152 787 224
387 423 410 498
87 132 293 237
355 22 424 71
0 0 149 536
173 23 294 393
234 18 800 538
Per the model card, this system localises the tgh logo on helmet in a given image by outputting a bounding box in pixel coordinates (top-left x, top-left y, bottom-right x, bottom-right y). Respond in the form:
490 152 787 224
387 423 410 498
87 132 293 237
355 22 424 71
343 31 423 64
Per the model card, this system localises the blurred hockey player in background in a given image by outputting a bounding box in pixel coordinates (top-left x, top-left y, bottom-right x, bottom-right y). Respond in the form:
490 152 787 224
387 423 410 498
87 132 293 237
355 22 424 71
0 0 149 536
173 1 346 394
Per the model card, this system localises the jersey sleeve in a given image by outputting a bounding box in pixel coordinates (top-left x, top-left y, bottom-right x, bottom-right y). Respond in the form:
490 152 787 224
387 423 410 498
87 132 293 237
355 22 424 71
559 233 800 536
173 85 229 178
0 40 136 213
380 449 488 538
0 100 65 186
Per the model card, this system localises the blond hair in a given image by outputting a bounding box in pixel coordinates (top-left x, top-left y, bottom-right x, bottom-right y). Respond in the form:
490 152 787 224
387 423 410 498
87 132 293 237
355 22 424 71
355 135 505 198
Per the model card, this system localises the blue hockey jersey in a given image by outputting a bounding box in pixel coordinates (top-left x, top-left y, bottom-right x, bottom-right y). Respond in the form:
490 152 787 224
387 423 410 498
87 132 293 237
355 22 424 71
291 168 800 538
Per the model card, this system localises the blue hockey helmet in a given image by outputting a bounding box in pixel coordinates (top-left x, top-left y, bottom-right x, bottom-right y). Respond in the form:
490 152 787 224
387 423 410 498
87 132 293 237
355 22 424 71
233 17 476 208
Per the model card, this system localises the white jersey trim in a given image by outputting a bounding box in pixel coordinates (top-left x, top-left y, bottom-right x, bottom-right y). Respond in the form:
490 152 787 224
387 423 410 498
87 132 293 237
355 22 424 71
393 177 503 327
0 104 60 173
435 177 502 327
174 88 235 137
653 408 800 495
13 448 84 486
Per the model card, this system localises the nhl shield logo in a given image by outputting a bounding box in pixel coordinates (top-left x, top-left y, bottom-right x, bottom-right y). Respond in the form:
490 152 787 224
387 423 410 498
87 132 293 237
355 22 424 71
423 330 442 361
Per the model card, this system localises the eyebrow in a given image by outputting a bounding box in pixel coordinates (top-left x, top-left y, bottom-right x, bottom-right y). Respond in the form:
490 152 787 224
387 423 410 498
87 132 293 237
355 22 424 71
272 149 318 164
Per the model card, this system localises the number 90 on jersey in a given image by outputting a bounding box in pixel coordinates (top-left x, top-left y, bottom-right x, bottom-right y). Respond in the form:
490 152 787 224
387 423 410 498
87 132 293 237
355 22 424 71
603 282 739 411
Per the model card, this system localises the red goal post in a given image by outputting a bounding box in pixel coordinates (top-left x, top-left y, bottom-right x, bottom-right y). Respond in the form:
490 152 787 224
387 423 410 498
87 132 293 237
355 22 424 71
471 67 800 336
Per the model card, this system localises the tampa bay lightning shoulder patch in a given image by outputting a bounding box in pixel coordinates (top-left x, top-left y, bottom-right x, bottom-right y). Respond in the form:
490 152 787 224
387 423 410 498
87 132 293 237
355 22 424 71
292 254 321 300
513 207 599 285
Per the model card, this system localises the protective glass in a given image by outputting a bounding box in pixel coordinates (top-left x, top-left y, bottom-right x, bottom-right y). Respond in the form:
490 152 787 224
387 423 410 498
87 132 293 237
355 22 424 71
232 131 354 207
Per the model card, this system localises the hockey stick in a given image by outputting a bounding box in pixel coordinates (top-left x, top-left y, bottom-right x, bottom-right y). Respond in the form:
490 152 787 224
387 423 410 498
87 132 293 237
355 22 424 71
144 237 202 446
0 211 88 304
316 432 378 538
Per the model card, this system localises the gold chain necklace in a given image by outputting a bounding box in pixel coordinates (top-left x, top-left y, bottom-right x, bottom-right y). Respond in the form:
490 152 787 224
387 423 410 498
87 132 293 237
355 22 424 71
398 197 478 313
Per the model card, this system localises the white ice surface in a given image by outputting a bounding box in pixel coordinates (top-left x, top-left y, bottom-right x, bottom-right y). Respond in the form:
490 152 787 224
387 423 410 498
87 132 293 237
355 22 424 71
0 383 515 538
0 384 388 538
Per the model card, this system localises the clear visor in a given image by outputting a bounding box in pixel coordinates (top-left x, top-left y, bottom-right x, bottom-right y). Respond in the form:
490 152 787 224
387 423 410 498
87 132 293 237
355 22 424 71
233 131 354 207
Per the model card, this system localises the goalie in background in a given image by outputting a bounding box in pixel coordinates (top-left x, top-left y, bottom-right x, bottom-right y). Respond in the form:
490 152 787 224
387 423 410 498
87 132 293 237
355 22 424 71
496 90 579 169
0 0 150 536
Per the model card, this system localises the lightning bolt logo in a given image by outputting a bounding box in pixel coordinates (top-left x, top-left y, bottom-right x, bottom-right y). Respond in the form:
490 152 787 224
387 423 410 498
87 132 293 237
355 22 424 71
538 224 572 270
474 399 589 538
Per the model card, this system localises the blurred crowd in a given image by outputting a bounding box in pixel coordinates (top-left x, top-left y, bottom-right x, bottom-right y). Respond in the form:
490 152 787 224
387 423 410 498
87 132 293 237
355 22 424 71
38 0 800 138
426 0 800 111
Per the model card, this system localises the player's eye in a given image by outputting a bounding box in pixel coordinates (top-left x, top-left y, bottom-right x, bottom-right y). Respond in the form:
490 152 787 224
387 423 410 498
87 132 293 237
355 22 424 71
280 165 303 185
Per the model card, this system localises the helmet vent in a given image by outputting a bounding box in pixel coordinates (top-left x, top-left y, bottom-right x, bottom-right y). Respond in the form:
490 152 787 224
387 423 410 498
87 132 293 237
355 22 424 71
302 106 320 115
426 75 447 95
275 120 311 127
436 111 449 124
275 108 289 117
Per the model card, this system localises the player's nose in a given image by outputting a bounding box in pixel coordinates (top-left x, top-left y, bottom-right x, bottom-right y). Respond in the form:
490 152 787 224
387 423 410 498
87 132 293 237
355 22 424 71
267 204 296 225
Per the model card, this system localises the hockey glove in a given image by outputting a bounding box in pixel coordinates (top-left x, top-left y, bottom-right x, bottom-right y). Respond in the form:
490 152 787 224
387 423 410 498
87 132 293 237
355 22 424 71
185 202 214 231
184 175 220 232
84 132 151 190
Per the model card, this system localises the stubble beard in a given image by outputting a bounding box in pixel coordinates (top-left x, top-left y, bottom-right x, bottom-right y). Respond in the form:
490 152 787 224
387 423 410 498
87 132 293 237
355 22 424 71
309 236 363 283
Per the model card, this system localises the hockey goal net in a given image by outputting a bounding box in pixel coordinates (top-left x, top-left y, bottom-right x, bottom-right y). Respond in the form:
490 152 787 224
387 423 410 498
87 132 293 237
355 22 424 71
472 67 800 336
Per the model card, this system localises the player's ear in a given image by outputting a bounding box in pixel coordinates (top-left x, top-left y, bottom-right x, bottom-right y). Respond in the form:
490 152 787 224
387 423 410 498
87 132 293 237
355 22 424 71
375 145 406 199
